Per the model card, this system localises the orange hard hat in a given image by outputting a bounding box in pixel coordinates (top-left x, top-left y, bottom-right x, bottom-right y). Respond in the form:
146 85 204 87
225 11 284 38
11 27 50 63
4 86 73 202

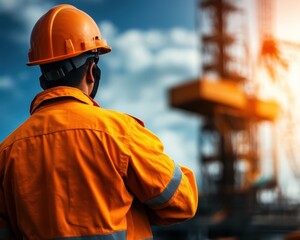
27 4 111 66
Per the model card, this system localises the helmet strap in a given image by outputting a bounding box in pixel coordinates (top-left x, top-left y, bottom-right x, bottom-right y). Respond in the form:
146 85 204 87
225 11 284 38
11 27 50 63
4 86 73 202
41 52 98 82
89 64 101 99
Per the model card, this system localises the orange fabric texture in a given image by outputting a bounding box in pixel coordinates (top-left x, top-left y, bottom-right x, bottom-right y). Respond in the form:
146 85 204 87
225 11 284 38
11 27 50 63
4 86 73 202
0 86 198 239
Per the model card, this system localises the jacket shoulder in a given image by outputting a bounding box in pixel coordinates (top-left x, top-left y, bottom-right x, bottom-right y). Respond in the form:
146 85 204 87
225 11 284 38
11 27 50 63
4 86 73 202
95 108 144 126
125 114 144 127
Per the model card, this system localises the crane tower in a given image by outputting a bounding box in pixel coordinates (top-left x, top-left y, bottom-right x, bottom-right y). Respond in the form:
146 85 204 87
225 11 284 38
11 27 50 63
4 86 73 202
168 0 279 236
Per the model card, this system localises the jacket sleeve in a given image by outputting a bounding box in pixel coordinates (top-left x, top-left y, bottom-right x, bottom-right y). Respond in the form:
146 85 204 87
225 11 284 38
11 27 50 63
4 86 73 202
124 117 198 225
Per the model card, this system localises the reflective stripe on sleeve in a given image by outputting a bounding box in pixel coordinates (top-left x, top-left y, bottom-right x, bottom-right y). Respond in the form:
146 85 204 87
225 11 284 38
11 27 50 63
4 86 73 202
145 164 182 208
0 228 11 238
52 230 126 240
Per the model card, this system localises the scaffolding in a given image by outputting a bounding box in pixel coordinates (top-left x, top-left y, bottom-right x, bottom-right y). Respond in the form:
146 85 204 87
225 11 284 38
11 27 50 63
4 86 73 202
164 0 299 238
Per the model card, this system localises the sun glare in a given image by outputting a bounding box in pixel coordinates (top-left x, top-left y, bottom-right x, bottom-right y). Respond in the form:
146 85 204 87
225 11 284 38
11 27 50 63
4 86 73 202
253 0 300 199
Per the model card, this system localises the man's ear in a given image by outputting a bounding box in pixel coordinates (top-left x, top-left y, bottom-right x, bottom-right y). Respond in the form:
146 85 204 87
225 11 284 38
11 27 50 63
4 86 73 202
86 62 95 83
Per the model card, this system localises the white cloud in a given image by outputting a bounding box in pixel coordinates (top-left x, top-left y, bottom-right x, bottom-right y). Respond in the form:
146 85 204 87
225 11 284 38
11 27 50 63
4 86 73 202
126 44 153 72
169 28 197 47
159 129 199 176
143 30 167 50
0 1 53 43
155 47 198 73
17 5 51 43
22 4 50 29
101 23 199 76
0 0 23 11
99 21 118 40
0 76 14 89
112 29 167 51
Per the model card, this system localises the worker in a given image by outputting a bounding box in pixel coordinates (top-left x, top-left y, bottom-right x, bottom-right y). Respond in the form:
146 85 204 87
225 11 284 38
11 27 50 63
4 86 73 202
0 4 198 240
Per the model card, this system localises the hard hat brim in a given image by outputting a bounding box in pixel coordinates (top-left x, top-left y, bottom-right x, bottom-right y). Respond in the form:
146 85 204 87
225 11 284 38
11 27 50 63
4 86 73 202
27 46 111 66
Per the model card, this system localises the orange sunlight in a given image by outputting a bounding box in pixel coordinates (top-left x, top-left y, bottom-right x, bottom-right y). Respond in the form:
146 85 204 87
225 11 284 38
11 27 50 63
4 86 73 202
254 0 300 200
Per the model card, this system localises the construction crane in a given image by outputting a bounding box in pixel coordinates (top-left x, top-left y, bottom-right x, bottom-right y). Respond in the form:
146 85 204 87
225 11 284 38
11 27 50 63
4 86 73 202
153 1 300 239
164 0 300 239
171 0 278 202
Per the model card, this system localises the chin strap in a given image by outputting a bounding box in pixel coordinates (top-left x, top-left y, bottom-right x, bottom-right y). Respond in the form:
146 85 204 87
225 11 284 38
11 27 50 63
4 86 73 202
89 64 101 99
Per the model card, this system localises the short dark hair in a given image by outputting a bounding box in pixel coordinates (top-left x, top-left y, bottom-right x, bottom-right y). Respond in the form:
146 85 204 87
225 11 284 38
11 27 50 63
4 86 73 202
39 53 96 89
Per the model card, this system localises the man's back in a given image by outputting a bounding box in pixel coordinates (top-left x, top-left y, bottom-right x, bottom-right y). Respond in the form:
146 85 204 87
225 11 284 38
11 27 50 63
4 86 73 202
1 86 139 238
0 86 198 239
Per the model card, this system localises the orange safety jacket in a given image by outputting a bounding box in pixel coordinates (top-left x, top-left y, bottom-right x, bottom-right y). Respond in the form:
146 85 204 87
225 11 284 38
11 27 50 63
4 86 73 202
0 86 198 240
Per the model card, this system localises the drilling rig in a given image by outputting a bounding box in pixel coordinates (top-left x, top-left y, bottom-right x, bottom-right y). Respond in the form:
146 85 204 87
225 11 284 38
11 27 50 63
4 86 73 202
163 0 300 239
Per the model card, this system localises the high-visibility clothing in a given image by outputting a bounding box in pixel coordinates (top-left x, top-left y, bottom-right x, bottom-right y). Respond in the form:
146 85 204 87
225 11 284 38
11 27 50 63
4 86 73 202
0 86 198 239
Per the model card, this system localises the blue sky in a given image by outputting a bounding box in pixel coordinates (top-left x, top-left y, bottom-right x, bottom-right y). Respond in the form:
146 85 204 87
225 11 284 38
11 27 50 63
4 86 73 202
0 0 201 177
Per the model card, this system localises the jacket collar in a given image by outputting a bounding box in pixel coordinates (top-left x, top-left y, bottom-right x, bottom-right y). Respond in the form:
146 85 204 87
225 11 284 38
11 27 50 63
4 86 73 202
30 86 100 115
